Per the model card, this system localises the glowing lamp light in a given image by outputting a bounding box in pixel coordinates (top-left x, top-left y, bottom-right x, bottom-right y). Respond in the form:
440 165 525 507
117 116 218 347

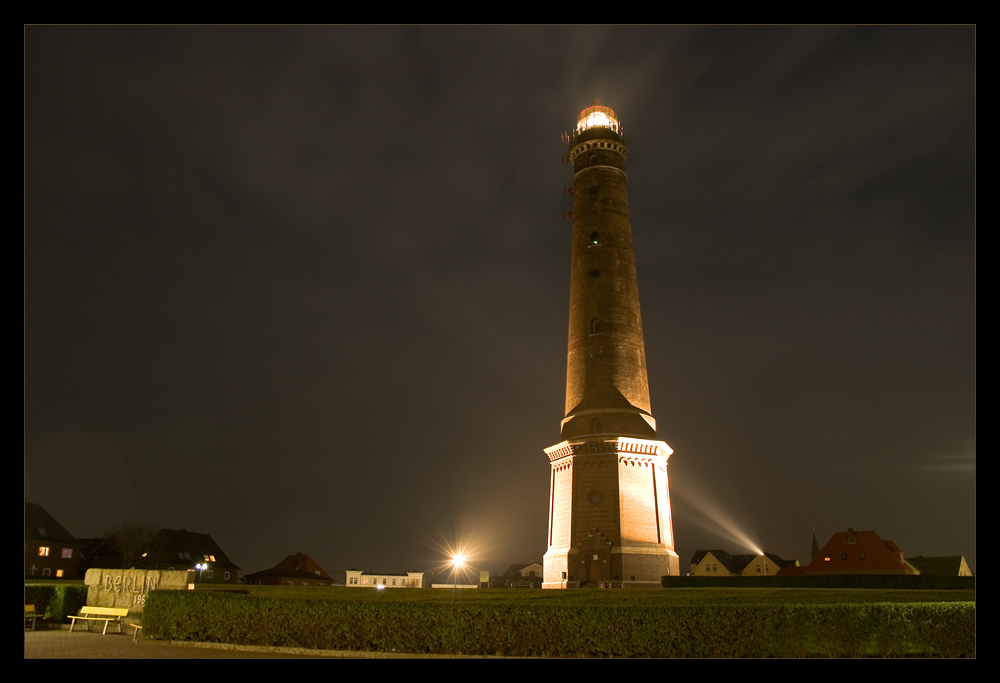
576 100 621 134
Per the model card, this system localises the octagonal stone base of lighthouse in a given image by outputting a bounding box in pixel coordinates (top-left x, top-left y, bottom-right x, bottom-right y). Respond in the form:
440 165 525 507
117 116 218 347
542 437 680 589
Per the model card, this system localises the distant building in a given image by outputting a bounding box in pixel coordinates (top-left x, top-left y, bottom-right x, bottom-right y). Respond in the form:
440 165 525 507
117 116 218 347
492 562 543 588
244 553 335 586
134 528 240 583
689 550 796 577
24 501 83 579
905 555 974 576
796 527 917 576
345 569 426 588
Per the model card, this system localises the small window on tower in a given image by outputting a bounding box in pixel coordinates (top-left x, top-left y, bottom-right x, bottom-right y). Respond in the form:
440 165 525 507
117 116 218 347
590 318 602 335
589 154 597 165
590 269 600 278
590 231 599 245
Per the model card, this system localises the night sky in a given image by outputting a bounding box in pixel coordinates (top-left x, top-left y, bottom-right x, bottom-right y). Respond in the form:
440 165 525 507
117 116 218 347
25 26 976 579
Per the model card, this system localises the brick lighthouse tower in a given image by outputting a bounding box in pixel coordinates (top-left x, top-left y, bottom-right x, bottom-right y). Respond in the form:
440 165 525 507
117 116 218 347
542 101 679 588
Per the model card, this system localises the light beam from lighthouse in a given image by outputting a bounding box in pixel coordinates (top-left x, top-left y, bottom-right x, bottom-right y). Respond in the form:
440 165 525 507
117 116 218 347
542 101 679 588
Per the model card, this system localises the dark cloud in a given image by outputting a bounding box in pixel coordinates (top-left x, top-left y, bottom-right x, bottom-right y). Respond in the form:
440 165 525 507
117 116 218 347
26 26 975 576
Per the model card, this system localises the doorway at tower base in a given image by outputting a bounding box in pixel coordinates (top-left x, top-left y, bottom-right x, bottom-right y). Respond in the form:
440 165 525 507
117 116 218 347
542 548 680 589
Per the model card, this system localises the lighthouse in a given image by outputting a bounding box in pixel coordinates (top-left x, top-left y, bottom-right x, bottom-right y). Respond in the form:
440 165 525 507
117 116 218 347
542 101 679 588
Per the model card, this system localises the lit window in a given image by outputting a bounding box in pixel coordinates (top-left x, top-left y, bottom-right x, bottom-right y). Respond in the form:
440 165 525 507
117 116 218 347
824 556 831 562
38 547 50 557
61 548 73 559
56 570 64 578
204 555 216 562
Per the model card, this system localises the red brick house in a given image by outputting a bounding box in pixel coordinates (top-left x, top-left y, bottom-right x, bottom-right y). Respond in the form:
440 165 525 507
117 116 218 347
798 527 917 575
244 553 335 586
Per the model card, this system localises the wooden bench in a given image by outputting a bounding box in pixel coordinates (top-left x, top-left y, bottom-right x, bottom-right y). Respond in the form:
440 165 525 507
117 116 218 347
68 606 129 635
24 604 38 631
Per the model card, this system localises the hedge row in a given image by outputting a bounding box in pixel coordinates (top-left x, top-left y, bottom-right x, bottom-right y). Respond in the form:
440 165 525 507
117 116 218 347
24 584 89 622
143 591 975 657
662 575 976 590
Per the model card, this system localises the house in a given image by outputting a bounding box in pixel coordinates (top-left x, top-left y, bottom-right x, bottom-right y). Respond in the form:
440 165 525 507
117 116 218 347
24 501 83 579
492 562 543 588
798 527 917 575
345 569 426 588
134 528 240 583
244 553 335 586
689 550 743 576
689 550 796 577
905 555 974 576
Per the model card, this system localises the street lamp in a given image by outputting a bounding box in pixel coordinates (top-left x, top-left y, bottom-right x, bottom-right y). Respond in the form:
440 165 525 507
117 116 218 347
451 553 466 590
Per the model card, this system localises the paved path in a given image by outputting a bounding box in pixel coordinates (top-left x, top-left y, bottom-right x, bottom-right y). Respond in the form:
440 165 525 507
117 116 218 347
24 629 322 658
24 627 477 659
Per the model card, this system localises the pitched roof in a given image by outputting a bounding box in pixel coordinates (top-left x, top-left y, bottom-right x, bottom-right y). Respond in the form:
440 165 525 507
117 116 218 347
24 502 78 545
905 555 973 576
804 527 913 575
690 550 743 574
246 553 332 580
243 568 334 582
140 528 240 570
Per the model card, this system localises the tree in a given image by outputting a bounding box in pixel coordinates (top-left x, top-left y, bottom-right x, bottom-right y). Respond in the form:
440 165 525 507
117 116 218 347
103 523 159 569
